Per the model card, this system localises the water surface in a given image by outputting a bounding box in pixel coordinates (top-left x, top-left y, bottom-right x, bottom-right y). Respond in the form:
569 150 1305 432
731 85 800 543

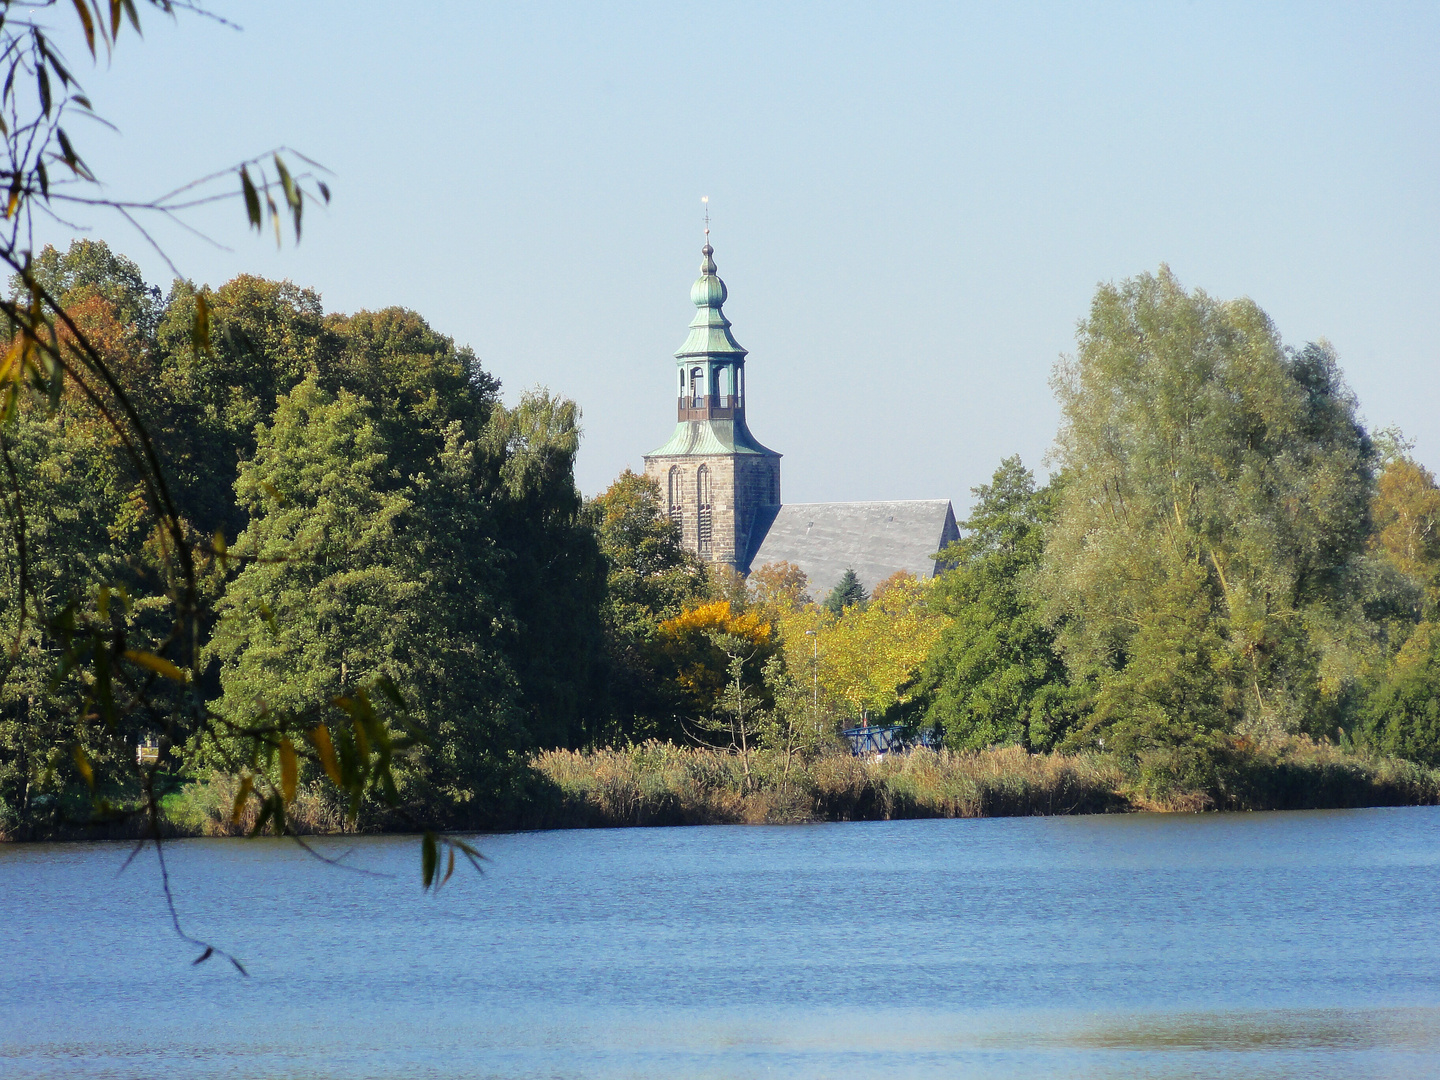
3 808 1440 1078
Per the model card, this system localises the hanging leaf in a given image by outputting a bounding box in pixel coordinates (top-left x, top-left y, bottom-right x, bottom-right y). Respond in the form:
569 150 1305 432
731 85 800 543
421 831 438 889
191 292 211 358
123 649 186 682
307 724 342 785
279 738 298 804
239 165 261 229
71 744 94 789
230 776 253 824
71 0 98 57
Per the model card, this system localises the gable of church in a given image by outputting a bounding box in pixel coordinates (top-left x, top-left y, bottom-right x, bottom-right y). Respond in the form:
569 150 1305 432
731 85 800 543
744 500 960 594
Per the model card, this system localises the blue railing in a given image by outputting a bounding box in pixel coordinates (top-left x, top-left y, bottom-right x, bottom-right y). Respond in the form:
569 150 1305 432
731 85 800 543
841 725 937 757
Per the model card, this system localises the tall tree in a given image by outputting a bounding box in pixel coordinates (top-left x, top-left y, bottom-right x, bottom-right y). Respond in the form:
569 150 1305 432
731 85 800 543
1043 268 1375 751
920 457 1077 751
205 377 530 822
477 391 606 749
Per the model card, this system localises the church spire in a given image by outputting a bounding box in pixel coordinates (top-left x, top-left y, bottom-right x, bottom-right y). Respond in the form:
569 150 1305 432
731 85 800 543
643 223 782 572
677 236 747 362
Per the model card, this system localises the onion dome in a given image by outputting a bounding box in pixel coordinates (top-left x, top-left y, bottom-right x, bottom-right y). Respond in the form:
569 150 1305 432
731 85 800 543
676 239 747 360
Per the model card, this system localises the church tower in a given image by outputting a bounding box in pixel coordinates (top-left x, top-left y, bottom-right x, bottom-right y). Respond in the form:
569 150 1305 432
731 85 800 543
644 236 781 572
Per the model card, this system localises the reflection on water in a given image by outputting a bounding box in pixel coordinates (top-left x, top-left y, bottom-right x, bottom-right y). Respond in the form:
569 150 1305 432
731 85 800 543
3 807 1440 1079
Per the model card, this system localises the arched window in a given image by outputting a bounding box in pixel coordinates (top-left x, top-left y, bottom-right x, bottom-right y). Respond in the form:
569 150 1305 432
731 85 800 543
691 367 703 408
718 364 733 402
736 365 744 406
678 368 686 396
697 465 712 554
668 466 682 527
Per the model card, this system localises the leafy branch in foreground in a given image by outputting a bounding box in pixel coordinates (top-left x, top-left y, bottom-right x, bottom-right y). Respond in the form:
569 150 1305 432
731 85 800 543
0 0 475 969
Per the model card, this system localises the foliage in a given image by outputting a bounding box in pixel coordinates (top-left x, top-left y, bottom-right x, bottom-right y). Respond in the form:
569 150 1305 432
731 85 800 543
1357 621 1440 766
921 456 1079 751
1042 267 1376 751
587 469 705 638
783 572 948 724
1370 457 1440 612
747 560 812 616
475 389 606 750
823 567 867 614
654 600 777 736
584 469 706 740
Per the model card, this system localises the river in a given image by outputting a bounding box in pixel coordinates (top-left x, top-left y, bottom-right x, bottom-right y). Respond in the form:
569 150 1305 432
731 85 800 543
3 807 1440 1078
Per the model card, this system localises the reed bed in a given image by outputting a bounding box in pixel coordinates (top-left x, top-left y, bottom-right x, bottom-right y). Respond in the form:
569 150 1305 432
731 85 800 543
63 738 1439 840
531 739 1440 828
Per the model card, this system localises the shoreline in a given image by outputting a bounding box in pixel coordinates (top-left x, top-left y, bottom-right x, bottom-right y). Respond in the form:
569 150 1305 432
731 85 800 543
7 739 1437 842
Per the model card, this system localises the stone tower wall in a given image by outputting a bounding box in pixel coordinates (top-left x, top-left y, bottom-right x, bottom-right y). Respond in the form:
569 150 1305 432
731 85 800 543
644 453 780 572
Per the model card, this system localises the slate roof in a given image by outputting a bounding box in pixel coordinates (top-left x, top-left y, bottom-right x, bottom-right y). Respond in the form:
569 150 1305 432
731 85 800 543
744 500 960 594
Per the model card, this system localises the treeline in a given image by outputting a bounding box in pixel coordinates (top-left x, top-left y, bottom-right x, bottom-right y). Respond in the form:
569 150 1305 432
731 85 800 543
3 247 1438 836
919 271 1440 798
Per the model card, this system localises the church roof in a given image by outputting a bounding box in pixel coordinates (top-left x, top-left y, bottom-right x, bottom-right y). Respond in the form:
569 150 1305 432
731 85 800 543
744 500 960 594
646 418 779 458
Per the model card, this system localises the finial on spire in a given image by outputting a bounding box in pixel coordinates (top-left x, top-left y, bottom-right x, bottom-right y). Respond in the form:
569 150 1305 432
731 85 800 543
700 195 715 270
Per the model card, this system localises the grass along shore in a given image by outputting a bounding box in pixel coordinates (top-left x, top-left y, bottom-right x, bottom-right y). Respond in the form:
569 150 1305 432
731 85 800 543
529 738 1440 827
15 737 1437 841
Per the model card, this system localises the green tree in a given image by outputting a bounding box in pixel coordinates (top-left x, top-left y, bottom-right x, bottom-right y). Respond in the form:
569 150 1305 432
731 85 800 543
1043 268 1376 751
588 470 705 636
920 457 1078 751
585 469 706 740
205 377 528 823
1360 621 1440 766
28 240 163 339
154 276 341 540
477 390 606 749
1354 452 1440 762
1370 456 1440 612
824 568 867 614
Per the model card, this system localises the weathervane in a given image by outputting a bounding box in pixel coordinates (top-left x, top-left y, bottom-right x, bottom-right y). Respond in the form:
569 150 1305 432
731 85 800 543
702 195 709 240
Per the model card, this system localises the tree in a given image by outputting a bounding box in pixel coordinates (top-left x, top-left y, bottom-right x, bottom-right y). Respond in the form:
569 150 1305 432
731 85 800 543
1360 621 1440 766
708 631 766 790
824 568 867 614
1042 268 1376 751
0 4 480 963
585 470 706 740
1354 452 1440 763
477 390 606 750
1370 456 1440 612
747 560 812 617
588 470 706 635
655 600 778 738
920 457 1078 751
784 572 948 725
205 376 533 823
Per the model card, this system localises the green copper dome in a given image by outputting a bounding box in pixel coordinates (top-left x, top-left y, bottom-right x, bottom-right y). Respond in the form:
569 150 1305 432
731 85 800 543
676 242 748 361
646 236 779 462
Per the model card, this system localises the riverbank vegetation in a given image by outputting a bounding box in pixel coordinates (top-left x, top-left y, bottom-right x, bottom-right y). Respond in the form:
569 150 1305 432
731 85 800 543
5 239 1440 840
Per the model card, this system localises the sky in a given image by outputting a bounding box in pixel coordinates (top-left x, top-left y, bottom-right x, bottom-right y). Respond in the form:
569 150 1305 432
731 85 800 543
37 1 1440 508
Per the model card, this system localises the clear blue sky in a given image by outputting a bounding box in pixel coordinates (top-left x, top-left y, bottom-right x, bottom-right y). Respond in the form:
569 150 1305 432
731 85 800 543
42 1 1440 505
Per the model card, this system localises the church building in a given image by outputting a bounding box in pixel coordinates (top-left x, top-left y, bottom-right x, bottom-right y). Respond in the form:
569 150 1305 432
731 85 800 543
643 237 959 594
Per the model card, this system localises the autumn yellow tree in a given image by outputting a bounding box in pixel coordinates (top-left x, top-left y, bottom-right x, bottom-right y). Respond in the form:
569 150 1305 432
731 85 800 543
655 601 778 730
1371 457 1440 611
778 572 950 724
